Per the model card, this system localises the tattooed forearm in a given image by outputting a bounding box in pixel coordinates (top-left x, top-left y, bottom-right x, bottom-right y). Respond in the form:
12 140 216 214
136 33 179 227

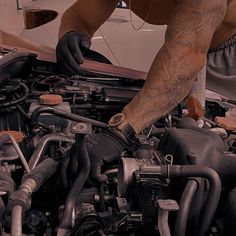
166 0 227 51
123 43 200 133
123 0 227 133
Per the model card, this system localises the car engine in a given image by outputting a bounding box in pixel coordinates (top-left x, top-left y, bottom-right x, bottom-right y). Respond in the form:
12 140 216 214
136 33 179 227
0 49 236 236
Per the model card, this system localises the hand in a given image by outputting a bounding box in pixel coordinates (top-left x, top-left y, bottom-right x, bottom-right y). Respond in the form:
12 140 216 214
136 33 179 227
86 132 127 183
56 31 91 75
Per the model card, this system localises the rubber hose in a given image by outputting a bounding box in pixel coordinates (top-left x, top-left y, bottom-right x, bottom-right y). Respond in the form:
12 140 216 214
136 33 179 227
11 206 23 236
173 179 198 236
11 158 59 236
23 158 59 192
166 165 221 236
30 106 108 129
59 135 90 231
139 165 221 236
28 134 74 170
60 158 70 189
1 82 29 107
0 197 5 222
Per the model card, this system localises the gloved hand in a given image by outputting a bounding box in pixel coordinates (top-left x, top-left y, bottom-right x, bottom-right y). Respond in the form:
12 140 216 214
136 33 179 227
86 132 127 183
56 31 91 75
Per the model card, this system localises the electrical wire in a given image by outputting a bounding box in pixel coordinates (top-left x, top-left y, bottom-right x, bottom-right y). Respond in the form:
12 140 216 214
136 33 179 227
98 29 121 66
0 82 29 108
128 0 154 31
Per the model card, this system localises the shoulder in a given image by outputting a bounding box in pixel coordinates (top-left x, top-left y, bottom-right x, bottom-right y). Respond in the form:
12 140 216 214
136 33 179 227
175 0 227 3
175 0 227 7
173 0 227 21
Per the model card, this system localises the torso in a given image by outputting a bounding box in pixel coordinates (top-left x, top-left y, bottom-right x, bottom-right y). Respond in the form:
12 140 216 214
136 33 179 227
123 0 236 49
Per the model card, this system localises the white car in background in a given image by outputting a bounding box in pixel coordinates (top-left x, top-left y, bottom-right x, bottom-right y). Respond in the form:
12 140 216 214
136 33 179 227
20 0 166 72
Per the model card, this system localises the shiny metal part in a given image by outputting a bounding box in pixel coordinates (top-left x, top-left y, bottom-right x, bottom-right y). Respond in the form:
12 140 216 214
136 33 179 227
28 134 74 170
11 206 23 236
157 199 179 236
117 158 139 197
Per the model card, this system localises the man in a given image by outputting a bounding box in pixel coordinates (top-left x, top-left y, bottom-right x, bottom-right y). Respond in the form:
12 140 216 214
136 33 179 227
56 0 235 182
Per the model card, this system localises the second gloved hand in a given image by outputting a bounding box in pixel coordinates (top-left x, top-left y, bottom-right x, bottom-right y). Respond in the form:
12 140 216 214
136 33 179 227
56 31 91 75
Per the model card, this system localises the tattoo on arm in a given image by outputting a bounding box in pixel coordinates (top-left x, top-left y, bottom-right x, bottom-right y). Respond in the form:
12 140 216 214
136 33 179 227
166 0 227 51
123 0 227 133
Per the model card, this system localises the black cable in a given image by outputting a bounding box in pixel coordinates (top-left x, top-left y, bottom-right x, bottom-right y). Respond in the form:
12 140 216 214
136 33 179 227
31 106 108 129
140 165 221 236
174 179 198 236
15 104 31 120
59 135 91 230
167 165 221 236
0 82 29 107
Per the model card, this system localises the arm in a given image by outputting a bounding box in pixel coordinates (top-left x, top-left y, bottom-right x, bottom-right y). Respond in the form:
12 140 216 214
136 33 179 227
123 0 227 133
56 0 118 74
58 0 118 39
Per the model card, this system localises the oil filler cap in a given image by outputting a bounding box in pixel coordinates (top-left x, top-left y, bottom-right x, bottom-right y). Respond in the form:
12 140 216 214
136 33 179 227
39 94 63 105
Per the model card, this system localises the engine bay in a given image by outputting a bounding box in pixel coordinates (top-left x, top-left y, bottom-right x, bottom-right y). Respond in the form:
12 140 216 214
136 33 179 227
0 49 236 236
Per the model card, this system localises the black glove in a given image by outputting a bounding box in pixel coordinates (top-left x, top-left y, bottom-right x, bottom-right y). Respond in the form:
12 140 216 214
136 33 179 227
86 132 127 183
56 31 91 75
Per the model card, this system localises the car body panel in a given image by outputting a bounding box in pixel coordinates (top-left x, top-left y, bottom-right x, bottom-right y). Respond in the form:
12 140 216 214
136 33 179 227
18 0 166 72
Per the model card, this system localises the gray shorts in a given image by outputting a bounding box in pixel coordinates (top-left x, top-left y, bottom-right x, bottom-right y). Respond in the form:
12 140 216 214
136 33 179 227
207 33 236 99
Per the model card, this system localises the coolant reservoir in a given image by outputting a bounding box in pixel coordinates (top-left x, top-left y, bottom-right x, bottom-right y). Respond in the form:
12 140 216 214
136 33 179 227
29 94 71 131
0 131 24 163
